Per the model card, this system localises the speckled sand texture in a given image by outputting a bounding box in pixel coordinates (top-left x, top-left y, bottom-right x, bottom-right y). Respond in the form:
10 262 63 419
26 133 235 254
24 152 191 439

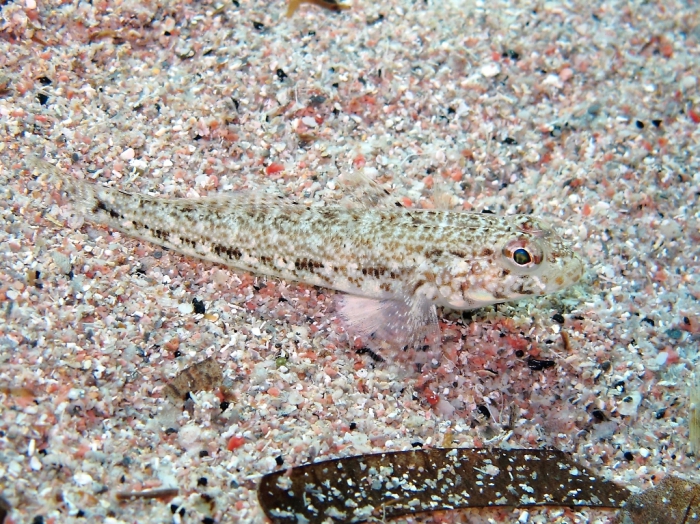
1 0 699 522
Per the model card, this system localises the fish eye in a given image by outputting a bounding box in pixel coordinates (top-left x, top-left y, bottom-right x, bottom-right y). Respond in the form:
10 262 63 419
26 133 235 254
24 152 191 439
502 238 543 269
512 248 531 266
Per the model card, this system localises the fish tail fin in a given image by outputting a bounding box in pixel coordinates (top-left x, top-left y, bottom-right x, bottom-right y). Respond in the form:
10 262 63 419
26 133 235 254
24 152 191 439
27 156 108 221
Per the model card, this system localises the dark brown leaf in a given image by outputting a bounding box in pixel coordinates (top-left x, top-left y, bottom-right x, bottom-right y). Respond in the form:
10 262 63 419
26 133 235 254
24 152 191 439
615 476 700 524
257 448 630 523
164 357 223 402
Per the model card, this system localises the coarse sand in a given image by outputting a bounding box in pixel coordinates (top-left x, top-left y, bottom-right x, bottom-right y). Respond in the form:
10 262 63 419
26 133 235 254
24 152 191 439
1 0 699 522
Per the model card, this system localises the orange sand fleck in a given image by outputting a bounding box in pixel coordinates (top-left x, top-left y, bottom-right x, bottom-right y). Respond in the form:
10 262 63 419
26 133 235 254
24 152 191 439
75 442 91 458
689 109 700 124
265 162 285 175
659 40 673 58
653 269 667 282
267 386 281 397
227 436 245 451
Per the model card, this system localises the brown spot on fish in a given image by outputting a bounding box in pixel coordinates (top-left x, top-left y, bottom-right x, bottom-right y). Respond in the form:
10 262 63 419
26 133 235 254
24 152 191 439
515 283 535 295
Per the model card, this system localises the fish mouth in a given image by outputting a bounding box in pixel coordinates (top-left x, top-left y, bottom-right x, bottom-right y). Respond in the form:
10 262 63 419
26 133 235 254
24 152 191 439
482 252 585 305
444 245 586 311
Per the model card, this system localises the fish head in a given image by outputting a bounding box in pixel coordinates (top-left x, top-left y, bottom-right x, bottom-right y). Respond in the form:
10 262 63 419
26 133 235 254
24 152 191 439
434 215 585 310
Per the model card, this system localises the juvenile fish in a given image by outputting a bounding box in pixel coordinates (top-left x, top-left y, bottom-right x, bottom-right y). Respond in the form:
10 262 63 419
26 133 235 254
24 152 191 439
37 159 584 349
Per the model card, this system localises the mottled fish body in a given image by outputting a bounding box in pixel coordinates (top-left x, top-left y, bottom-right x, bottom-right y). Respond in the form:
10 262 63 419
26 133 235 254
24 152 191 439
38 159 584 348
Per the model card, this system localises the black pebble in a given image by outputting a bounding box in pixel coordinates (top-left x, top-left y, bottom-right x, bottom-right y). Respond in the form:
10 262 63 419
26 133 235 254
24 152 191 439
655 408 666 419
38 76 52 85
652 119 662 127
199 450 209 458
275 455 284 466
552 313 565 324
309 95 326 106
527 357 555 371
197 477 208 486
192 298 205 314
276 68 288 81
476 404 491 419
252 21 265 30
591 409 607 421
623 451 634 461
37 93 49 105
349 422 357 430
635 120 644 129
515 350 524 358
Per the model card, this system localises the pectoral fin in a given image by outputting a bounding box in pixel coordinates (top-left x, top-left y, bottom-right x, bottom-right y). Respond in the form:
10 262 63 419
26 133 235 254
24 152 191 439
335 293 441 357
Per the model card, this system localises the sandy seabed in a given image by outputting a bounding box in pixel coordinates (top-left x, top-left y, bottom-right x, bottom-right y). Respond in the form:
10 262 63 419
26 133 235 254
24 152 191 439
1 0 699 522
